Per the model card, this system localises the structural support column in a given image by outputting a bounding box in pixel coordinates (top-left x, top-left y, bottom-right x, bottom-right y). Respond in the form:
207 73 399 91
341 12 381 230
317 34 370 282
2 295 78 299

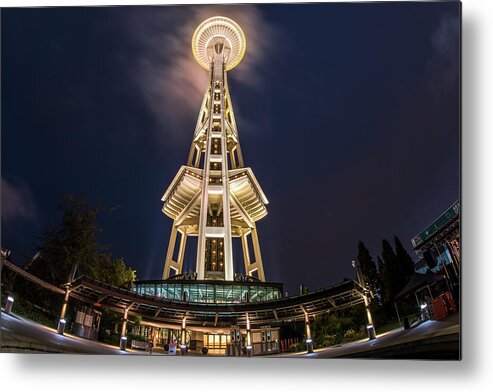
176 228 188 271
57 285 70 335
250 225 266 281
162 225 179 279
120 306 130 350
363 291 376 340
229 148 237 169
353 259 376 340
220 73 234 281
180 316 188 355
245 312 253 357
241 229 251 274
242 228 266 281
302 307 313 353
195 89 213 280
301 306 313 354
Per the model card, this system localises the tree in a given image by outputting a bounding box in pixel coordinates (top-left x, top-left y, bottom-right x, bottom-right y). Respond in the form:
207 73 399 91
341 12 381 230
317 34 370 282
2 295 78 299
394 235 416 288
381 239 400 302
355 241 378 293
87 254 135 288
376 255 385 303
26 195 134 287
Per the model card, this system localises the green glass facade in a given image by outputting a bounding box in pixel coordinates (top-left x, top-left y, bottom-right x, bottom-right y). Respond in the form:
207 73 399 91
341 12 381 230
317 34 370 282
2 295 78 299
131 280 282 304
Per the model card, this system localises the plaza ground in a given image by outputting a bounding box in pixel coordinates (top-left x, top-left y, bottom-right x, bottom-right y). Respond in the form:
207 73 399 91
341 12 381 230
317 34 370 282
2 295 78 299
280 312 460 359
1 309 459 358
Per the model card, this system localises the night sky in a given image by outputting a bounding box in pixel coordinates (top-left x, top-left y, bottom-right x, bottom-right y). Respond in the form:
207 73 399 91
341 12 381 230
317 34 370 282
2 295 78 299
1 2 460 294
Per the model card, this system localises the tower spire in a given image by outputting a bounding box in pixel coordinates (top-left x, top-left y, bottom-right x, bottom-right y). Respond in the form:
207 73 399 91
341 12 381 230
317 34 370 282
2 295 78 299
161 16 268 281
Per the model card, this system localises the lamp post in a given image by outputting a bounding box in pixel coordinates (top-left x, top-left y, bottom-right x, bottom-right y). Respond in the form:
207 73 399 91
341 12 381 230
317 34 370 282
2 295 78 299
5 295 14 314
352 260 376 340
58 260 79 335
303 308 314 353
57 284 70 335
180 291 189 355
245 313 253 357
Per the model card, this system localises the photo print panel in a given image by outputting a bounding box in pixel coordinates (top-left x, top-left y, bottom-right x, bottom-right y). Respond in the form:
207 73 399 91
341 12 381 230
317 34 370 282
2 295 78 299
1 1 460 359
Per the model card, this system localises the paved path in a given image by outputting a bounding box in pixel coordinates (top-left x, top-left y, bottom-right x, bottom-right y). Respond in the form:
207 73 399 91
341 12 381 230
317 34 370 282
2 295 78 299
1 311 134 354
277 312 460 359
2 309 459 358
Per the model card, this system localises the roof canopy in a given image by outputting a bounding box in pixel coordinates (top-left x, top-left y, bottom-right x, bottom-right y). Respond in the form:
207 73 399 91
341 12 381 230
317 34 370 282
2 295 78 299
397 272 445 298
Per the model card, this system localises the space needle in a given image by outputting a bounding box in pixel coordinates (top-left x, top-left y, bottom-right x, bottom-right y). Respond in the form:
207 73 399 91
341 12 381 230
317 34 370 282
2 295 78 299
161 16 269 282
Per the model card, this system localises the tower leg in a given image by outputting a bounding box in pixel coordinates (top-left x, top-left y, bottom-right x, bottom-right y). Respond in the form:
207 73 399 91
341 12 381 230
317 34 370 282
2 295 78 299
241 230 251 275
242 228 266 282
236 143 245 167
176 229 188 273
250 225 265 281
163 225 179 279
229 148 237 169
221 126 234 281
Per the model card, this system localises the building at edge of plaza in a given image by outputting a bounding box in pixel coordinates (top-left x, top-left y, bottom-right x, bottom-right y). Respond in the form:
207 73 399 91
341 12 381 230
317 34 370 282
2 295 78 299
411 200 460 287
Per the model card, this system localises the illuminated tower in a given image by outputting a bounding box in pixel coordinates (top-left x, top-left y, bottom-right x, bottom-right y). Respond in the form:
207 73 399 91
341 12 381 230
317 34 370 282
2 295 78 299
161 16 268 281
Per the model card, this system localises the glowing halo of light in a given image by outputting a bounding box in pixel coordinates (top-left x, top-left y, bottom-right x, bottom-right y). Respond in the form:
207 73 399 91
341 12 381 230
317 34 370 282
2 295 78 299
192 16 246 71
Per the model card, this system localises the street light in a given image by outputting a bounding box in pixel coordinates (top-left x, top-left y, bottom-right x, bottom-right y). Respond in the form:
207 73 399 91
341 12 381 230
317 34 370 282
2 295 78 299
5 295 14 314
352 260 376 340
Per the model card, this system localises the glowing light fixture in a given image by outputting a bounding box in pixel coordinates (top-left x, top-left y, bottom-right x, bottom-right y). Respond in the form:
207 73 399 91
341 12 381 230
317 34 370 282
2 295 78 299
192 16 246 71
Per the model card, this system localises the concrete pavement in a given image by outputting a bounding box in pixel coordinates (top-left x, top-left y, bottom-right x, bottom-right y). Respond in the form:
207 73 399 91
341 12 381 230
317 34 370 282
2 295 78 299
1 311 132 354
276 312 460 359
1 309 460 358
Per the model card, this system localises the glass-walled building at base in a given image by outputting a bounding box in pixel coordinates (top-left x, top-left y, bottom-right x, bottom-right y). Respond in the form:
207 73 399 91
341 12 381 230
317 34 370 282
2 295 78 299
131 279 283 304
129 322 280 356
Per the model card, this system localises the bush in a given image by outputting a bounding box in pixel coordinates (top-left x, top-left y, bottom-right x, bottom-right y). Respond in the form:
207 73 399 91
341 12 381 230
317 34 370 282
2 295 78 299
8 297 57 329
287 342 302 352
99 331 120 346
343 328 356 339
127 333 146 343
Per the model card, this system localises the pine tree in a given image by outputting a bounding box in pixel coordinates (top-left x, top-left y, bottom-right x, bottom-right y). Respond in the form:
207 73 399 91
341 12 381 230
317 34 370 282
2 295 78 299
376 255 385 303
381 239 400 302
394 236 416 288
356 241 378 293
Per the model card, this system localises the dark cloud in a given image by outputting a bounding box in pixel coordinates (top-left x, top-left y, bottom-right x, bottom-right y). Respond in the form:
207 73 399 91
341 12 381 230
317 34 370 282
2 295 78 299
1 177 37 222
1 3 460 292
427 15 460 100
123 5 278 143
